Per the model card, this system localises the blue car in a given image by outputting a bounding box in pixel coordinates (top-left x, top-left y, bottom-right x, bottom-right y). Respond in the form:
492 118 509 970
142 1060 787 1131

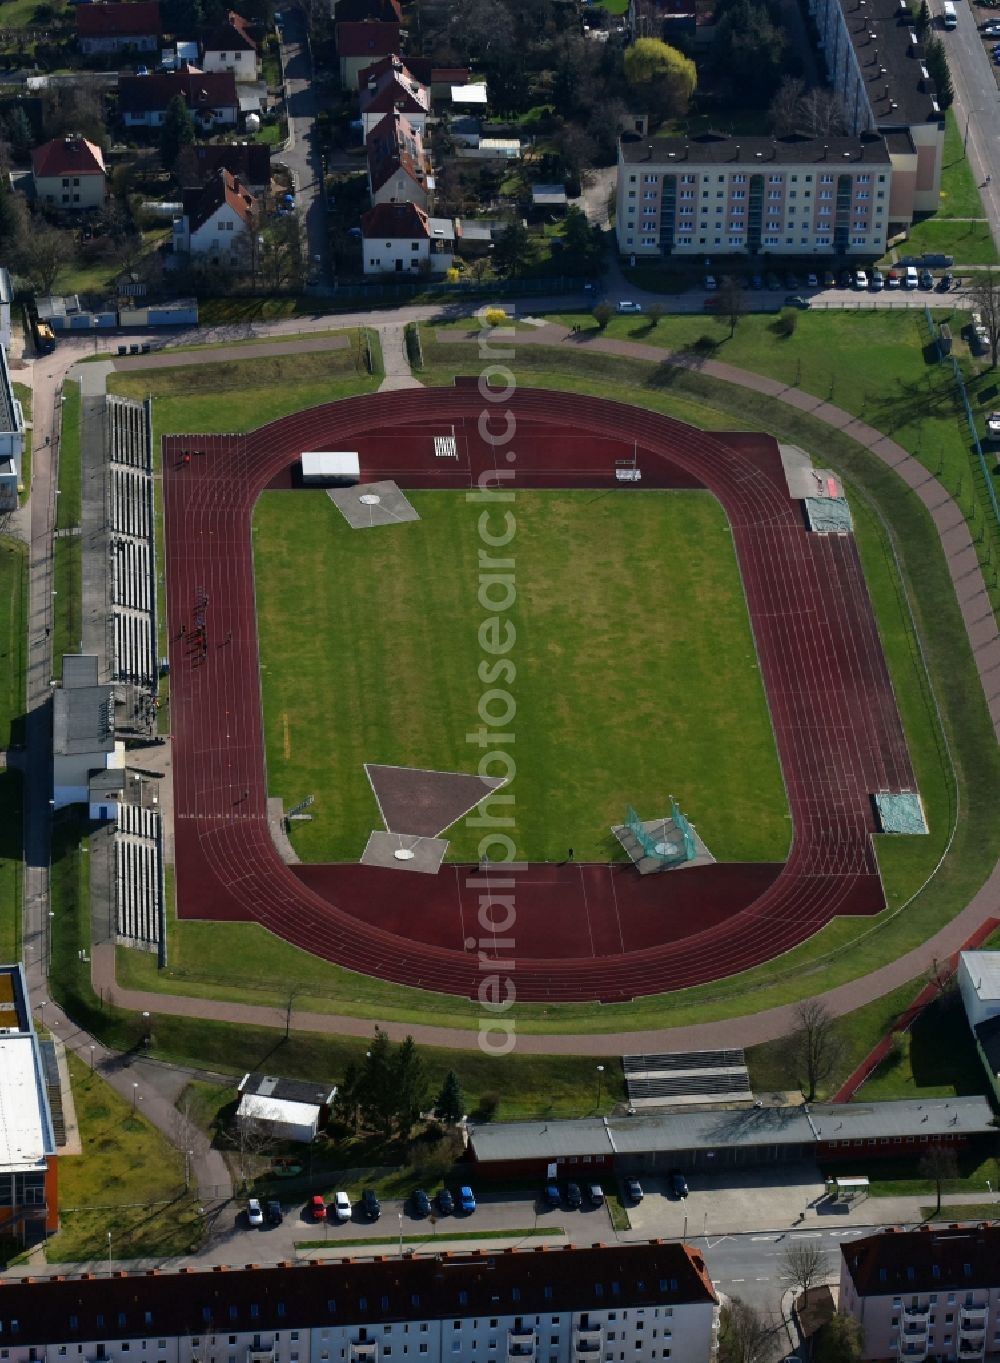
459 1185 476 1213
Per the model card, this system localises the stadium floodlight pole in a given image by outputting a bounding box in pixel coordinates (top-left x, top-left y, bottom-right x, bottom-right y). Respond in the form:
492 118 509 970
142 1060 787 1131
596 1065 605 1110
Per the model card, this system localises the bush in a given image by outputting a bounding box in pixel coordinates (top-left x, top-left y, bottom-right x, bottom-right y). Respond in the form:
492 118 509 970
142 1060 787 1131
475 1091 501 1122
773 309 798 338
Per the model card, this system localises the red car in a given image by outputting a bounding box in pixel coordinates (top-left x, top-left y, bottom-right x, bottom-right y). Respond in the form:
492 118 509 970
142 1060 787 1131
309 1195 326 1221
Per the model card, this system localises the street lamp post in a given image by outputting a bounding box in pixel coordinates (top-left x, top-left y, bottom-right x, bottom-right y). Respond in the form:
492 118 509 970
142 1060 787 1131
185 1150 194 1191
90 1044 95 1071
398 1211 404 1258
107 1230 112 1274
596 1064 605 1110
132 1082 139 1113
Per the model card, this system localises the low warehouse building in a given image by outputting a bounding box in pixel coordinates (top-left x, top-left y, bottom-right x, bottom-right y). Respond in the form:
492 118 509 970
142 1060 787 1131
236 1073 337 1142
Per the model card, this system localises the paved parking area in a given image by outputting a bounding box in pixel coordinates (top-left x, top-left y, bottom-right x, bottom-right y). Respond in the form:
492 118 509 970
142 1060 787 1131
623 1163 828 1240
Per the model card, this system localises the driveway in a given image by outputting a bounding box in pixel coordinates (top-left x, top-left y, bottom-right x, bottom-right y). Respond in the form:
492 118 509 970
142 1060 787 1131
277 4 326 280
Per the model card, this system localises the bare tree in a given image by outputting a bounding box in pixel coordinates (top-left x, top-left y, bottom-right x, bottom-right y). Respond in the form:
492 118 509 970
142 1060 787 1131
798 87 847 137
781 1239 828 1302
791 1000 844 1101
718 274 746 338
919 1144 959 1214
222 1112 274 1191
16 222 75 296
719 1297 773 1363
769 76 806 134
970 270 1000 367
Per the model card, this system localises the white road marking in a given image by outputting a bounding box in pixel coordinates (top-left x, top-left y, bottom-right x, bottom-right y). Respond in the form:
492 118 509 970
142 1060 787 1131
790 1232 822 1238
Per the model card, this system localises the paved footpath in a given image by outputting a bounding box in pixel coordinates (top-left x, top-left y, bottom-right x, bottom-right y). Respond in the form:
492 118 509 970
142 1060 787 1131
87 319 1000 1056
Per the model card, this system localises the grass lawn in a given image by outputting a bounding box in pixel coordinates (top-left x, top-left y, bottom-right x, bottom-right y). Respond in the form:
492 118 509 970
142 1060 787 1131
833 1150 1000 1199
253 489 789 864
937 110 988 220
295 1228 557 1249
49 1051 203 1262
900 216 997 265
0 535 27 746
0 772 23 963
56 380 82 530
856 989 991 1101
198 296 332 326
13 383 31 505
108 341 380 435
111 337 999 1040
52 537 81 680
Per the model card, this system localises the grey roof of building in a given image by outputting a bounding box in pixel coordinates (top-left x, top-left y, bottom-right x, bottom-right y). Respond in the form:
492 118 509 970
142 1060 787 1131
974 1016 1000 1075
881 127 917 155
0 267 12 305
620 130 891 167
841 0 942 129
62 654 99 688
239 1071 337 1106
0 344 18 436
88 769 125 795
469 1097 997 1163
53 683 115 756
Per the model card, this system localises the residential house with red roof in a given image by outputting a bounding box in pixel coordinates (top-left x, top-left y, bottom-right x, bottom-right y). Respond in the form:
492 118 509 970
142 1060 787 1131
172 168 258 264
118 68 238 129
31 135 107 210
358 54 429 136
76 0 161 54
182 140 271 193
361 201 455 273
366 111 430 209
336 17 401 86
201 9 260 81
839 1225 1000 1360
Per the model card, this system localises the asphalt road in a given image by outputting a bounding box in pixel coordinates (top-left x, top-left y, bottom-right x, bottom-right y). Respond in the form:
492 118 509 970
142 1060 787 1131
938 0 1000 227
278 5 326 281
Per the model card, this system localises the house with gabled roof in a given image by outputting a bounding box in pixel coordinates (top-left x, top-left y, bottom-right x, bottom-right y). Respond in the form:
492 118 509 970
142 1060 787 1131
358 54 430 136
181 140 271 193
201 9 259 81
361 201 455 274
366 110 431 209
76 0 161 54
118 68 238 129
172 168 257 265
32 135 107 210
336 16 401 86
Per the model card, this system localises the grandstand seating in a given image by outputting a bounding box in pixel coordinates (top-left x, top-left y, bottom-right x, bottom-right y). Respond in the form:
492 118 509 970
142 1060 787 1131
106 398 156 686
114 801 163 950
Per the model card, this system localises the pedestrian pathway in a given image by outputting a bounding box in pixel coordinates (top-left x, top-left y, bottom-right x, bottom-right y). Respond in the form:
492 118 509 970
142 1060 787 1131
85 319 1000 1056
377 323 422 391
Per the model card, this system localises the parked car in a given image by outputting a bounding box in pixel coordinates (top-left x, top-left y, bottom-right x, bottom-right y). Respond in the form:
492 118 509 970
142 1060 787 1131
361 1188 381 1221
871 268 884 290
330 1191 352 1222
822 270 836 287
939 272 954 290
806 272 819 288
459 1186 477 1214
702 295 722 310
904 265 919 288
919 269 934 288
247 1197 264 1227
588 1183 605 1206
854 269 869 289
437 1188 455 1215
624 1177 644 1203
750 274 764 289
411 1189 431 1218
616 300 643 313
784 272 799 290
703 274 718 290
784 295 811 309
766 272 782 289
886 269 901 288
266 1199 283 1226
838 268 853 288
981 18 1000 30
668 1170 689 1199
309 1194 326 1221
566 1182 583 1208
544 1183 561 1209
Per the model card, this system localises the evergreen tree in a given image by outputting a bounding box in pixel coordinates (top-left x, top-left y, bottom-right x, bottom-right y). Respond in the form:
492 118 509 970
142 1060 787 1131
5 107 33 161
493 220 534 278
359 1027 396 1138
160 94 195 171
925 37 953 109
434 1071 465 1125
916 0 931 35
392 1036 429 1136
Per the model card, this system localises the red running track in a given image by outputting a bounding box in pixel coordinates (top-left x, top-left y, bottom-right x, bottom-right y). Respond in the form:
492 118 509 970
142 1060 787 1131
163 384 915 1002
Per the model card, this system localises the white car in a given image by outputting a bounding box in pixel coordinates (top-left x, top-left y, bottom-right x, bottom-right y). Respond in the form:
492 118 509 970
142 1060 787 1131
247 1198 264 1227
703 275 718 290
616 300 643 313
332 1191 352 1222
854 269 868 289
806 272 819 288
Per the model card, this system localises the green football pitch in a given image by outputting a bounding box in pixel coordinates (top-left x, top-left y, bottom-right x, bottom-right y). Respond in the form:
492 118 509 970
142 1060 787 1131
252 488 790 865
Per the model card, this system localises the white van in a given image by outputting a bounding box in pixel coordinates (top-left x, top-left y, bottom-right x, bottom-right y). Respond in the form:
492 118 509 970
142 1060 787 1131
943 1 957 28
904 265 919 289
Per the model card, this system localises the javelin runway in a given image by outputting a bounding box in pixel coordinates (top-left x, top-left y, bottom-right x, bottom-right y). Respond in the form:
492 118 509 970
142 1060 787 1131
162 384 915 1002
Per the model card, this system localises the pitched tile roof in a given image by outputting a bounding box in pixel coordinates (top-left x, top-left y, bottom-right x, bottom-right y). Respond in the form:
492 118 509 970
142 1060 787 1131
334 0 401 22
0 1243 717 1345
202 9 257 53
186 141 270 186
118 67 237 114
361 200 431 239
182 167 256 232
843 1226 1000 1296
32 135 106 179
366 111 426 193
359 54 429 118
76 0 160 37
335 18 400 58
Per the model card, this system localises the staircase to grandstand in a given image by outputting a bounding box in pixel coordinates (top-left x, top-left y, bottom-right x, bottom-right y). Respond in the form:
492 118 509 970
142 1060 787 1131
106 397 156 687
114 801 164 955
622 1049 753 1108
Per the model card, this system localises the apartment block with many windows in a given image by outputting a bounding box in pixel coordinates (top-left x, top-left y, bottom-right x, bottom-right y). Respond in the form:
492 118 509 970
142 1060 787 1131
0 1242 719 1363
615 130 891 259
839 1225 1000 1362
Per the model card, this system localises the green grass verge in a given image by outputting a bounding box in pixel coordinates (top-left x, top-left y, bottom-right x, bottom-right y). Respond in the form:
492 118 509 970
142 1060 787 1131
254 489 788 864
13 383 31 505
113 337 998 1038
834 1150 1000 1199
49 1052 203 1262
294 1227 558 1248
107 341 380 434
56 380 82 530
0 772 23 963
902 217 997 265
937 110 989 220
0 535 27 747
52 537 81 680
921 1202 999 1221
